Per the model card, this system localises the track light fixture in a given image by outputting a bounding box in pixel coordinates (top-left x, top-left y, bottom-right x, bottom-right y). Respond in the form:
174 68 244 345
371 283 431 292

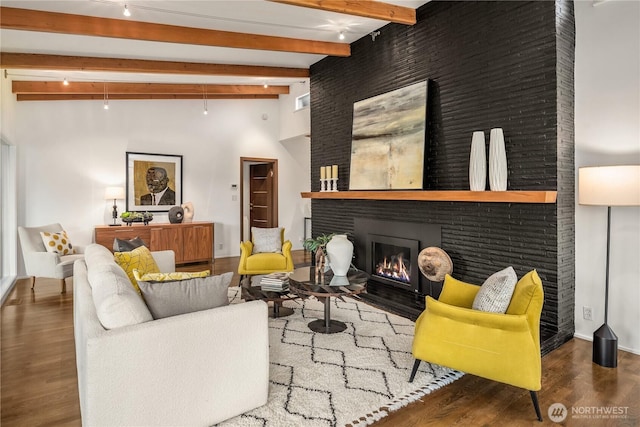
203 85 208 115
339 31 345 41
63 77 69 86
103 82 109 110
263 82 269 88
123 4 131 17
370 30 381 41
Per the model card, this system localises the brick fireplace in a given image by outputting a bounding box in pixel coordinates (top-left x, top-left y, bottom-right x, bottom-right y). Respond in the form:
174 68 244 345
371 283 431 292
308 1 575 355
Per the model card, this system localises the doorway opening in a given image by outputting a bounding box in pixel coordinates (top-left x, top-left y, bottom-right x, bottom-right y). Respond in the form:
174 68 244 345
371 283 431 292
240 157 279 242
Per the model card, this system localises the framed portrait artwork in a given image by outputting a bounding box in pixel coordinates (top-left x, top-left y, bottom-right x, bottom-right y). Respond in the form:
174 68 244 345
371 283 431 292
126 152 183 212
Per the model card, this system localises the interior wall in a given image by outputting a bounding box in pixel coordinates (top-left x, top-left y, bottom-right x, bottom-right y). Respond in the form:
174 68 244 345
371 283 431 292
279 80 310 142
574 0 640 353
10 96 310 274
1 69 17 143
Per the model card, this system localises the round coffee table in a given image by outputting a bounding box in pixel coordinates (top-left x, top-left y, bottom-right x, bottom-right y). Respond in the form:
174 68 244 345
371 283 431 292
288 266 368 334
241 275 298 318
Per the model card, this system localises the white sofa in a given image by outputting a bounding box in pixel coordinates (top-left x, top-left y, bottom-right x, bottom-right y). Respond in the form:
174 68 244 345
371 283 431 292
73 244 269 427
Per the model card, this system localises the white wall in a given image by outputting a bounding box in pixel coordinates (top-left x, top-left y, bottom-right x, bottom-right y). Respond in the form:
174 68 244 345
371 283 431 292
278 79 311 238
279 80 310 142
575 1 640 354
1 68 17 143
9 95 310 274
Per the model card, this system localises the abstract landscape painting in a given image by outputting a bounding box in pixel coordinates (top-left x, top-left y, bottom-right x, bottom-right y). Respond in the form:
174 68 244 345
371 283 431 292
349 80 428 190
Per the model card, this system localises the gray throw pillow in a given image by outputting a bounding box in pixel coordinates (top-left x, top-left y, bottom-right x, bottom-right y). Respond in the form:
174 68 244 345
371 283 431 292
472 266 518 313
138 272 232 319
251 227 282 254
113 236 146 252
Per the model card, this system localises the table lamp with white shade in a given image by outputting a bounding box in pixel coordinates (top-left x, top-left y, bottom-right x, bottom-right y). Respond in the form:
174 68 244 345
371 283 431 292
578 165 640 368
105 186 125 226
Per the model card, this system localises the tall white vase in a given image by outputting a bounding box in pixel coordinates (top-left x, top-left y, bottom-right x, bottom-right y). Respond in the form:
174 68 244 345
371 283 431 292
325 234 353 277
469 131 486 191
489 128 508 191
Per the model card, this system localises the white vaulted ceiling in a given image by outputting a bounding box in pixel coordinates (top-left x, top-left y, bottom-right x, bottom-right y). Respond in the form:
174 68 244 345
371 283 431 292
0 0 428 100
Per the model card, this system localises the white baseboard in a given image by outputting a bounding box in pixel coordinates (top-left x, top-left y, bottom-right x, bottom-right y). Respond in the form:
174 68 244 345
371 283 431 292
573 333 640 356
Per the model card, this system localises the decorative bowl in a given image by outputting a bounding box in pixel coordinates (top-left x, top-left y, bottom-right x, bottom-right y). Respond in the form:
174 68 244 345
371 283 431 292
121 213 154 226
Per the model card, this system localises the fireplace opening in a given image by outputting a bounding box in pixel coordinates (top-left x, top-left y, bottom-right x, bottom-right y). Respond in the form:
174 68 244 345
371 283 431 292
367 234 419 291
374 242 411 284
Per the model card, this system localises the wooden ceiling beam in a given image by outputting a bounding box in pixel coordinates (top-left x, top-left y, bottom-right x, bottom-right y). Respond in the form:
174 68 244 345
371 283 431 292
269 0 416 25
0 7 350 57
16 94 279 101
1 53 310 79
12 81 290 95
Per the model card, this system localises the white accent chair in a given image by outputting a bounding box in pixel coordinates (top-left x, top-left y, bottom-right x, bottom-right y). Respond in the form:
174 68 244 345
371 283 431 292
17 223 84 293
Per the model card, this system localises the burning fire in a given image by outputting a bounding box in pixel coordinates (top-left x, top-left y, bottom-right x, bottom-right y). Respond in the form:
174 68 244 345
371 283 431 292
375 254 410 283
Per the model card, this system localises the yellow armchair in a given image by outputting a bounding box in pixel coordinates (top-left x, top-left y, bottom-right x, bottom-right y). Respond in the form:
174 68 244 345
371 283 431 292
410 270 544 421
238 228 294 277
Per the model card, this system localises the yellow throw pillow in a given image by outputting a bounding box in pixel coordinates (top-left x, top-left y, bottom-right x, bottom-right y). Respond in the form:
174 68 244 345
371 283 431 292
132 270 210 282
40 230 76 255
114 246 160 294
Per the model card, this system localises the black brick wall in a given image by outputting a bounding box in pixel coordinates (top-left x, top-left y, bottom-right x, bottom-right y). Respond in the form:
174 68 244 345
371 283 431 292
309 1 575 349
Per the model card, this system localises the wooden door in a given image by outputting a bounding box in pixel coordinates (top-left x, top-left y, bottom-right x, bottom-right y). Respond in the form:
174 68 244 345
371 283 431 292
250 163 275 229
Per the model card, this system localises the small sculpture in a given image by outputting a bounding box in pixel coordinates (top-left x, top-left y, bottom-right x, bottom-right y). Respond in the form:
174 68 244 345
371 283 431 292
418 247 453 282
168 206 184 224
181 202 194 223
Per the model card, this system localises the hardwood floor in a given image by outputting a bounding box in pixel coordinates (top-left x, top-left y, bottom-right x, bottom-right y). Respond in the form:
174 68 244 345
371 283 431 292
2 251 638 426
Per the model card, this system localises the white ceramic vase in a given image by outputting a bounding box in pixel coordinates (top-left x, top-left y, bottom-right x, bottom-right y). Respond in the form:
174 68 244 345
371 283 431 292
469 131 486 191
326 234 353 277
489 128 508 191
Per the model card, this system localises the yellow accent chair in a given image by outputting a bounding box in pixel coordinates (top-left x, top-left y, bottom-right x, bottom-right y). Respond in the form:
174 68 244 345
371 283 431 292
410 270 544 421
238 228 294 278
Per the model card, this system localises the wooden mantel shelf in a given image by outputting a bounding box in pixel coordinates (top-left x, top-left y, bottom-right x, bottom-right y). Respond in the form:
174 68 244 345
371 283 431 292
301 190 557 203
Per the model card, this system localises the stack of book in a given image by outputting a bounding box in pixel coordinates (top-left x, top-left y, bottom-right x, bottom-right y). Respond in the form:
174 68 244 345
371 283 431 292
260 272 290 292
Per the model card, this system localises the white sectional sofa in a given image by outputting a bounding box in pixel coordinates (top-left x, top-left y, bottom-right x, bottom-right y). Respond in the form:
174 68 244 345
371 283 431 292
73 244 269 427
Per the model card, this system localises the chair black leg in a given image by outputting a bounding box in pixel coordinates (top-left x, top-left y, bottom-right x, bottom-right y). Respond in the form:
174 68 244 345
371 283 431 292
530 391 543 422
409 359 421 383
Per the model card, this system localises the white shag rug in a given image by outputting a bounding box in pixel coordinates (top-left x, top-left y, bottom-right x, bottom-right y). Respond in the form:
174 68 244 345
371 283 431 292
218 287 463 427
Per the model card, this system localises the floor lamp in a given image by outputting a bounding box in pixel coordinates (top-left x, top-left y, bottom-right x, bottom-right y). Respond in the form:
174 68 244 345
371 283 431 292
578 165 640 368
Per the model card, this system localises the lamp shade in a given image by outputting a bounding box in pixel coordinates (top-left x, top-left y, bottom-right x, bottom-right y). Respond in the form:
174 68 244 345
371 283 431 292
578 165 640 206
105 186 125 200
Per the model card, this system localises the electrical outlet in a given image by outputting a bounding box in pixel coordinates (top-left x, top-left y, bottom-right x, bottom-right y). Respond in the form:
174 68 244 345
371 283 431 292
583 306 593 321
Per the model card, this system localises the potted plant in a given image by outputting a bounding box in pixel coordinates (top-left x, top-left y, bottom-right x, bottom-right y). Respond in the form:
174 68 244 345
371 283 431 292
302 233 336 253
303 233 335 269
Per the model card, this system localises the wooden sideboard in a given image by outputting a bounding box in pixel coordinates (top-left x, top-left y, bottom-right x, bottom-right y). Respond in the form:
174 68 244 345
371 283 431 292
94 221 214 268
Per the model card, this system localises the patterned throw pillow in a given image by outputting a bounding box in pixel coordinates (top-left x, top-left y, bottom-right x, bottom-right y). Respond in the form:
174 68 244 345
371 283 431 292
132 270 210 282
138 272 233 319
40 230 76 255
251 227 282 254
114 246 160 294
472 266 518 313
